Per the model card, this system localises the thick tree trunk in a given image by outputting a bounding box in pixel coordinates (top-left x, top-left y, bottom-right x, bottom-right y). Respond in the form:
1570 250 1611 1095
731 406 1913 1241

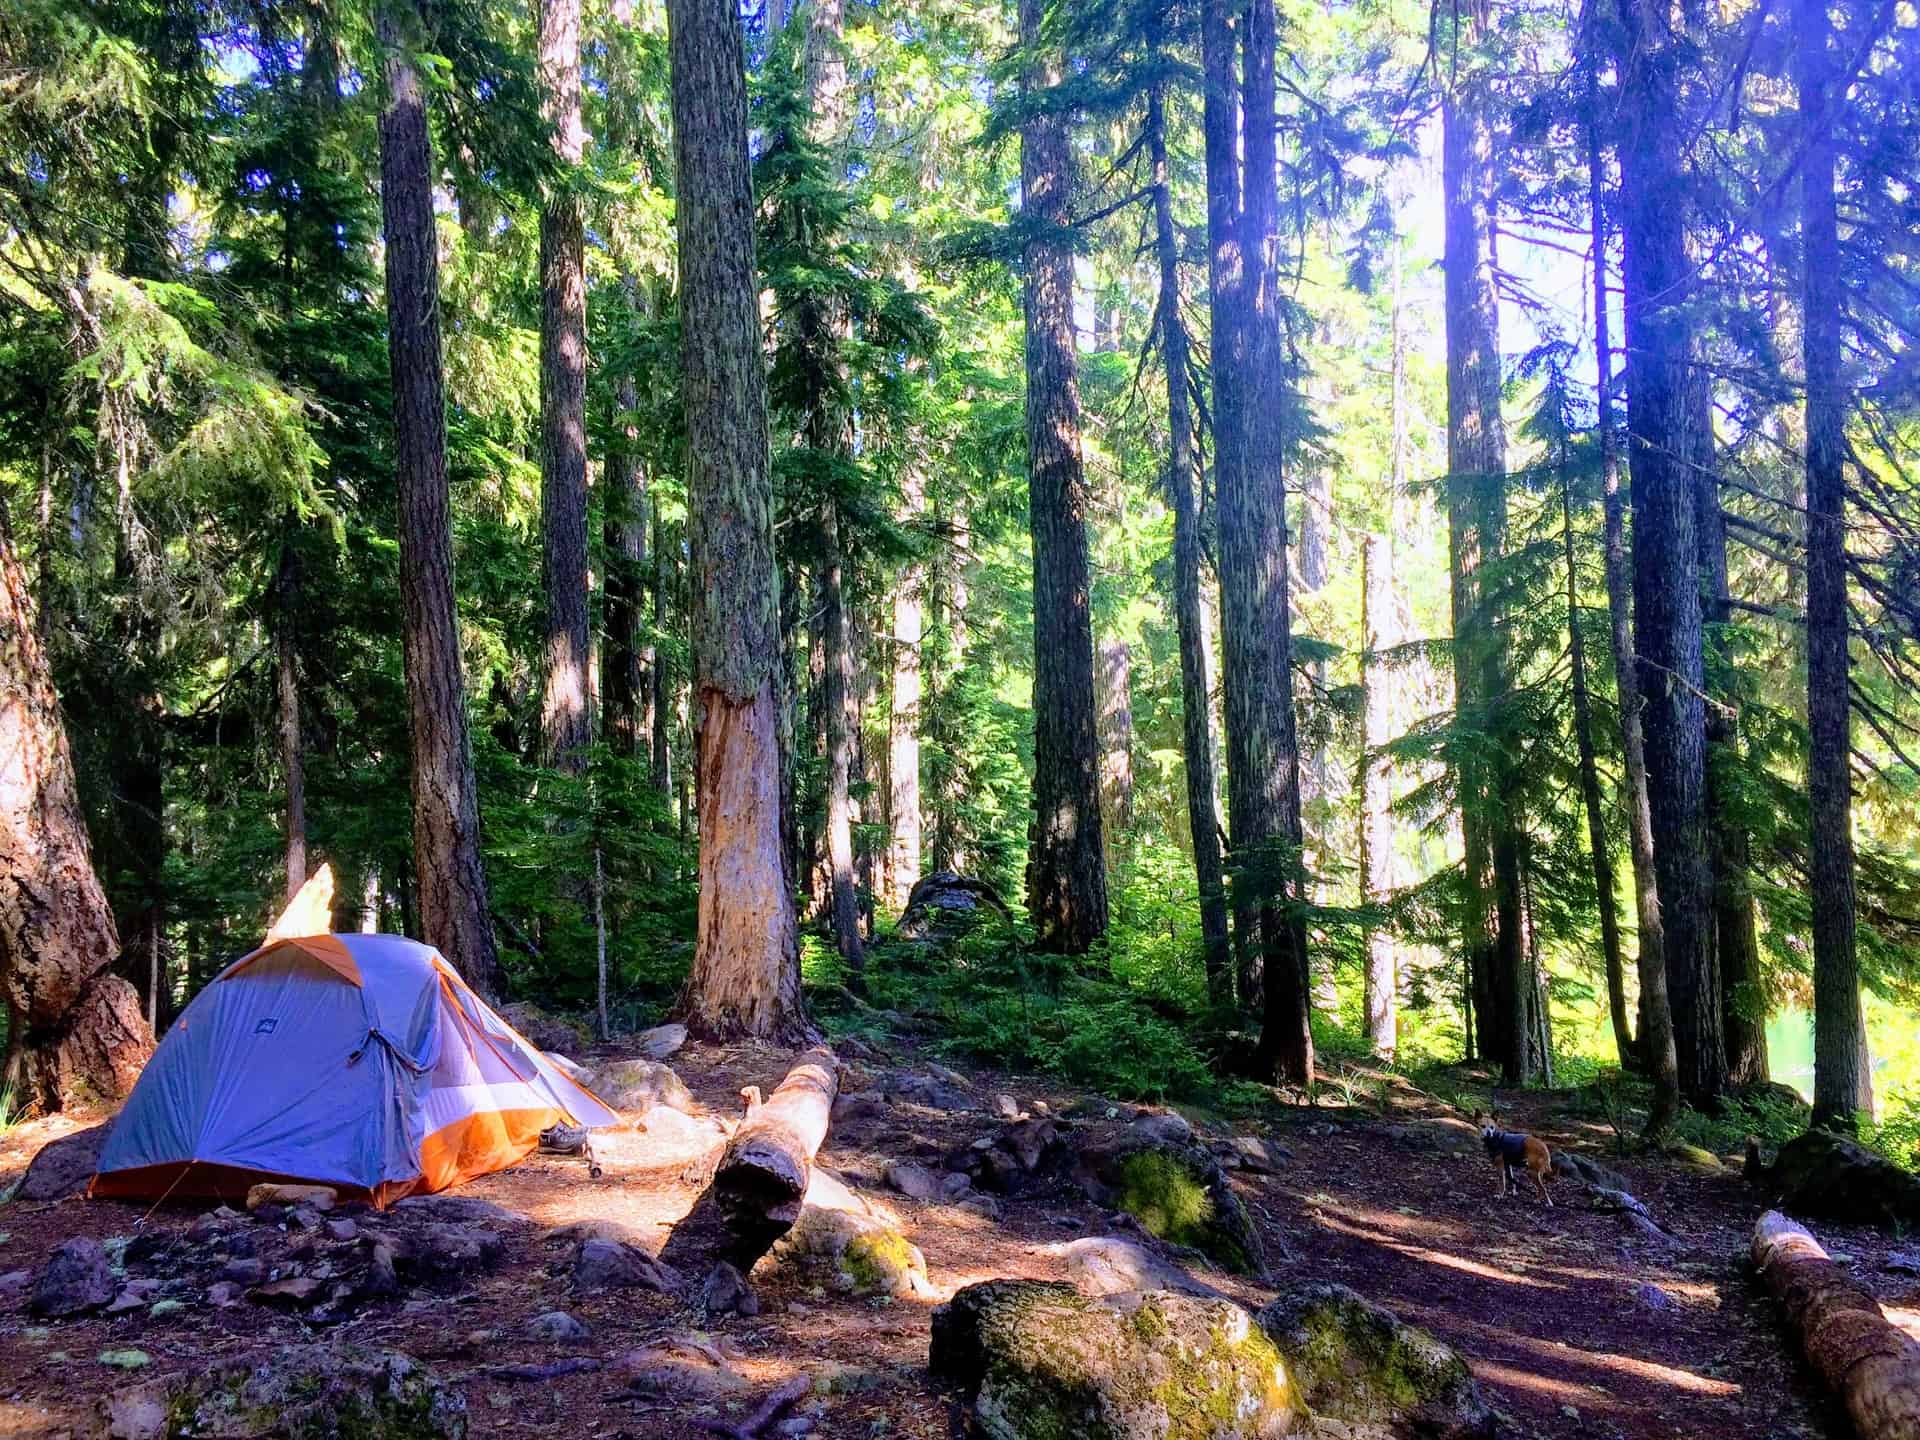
1018 0 1108 955
378 1 505 998
1201 0 1257 1012
651 505 674 797
604 279 651 763
1233 0 1312 1085
1584 53 1661 1076
276 538 308 905
1360 533 1398 1057
538 0 591 776
886 471 923 914
1752 1212 1920 1437
0 496 153 1112
717 1047 840 1264
1441 0 1527 1082
1795 0 1864 1132
1148 72 1230 1004
1616 0 1712 1121
668 0 807 1043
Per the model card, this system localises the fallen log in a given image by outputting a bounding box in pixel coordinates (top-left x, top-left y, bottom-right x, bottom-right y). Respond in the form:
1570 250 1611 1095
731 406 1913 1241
714 1047 839 1265
1751 1209 1920 1439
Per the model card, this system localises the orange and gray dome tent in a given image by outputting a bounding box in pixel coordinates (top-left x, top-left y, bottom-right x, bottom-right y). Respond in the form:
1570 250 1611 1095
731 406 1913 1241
90 868 619 1207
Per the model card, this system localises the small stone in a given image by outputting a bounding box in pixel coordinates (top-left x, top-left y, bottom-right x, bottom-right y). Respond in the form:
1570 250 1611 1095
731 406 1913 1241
885 1161 943 1201
326 1218 359 1242
32 1237 115 1316
1228 1136 1284 1174
207 1282 241 1307
149 1299 185 1318
1633 1282 1677 1312
97 1349 153 1370
107 1280 162 1313
994 1094 1022 1120
101 1383 168 1440
572 1237 680 1294
0 1268 32 1299
250 1275 323 1308
1129 1111 1193 1146
958 1195 1003 1221
927 1063 970 1089
288 1205 324 1231
1885 1249 1920 1275
361 1243 400 1298
212 1205 241 1219
219 1257 265 1286
939 1171 973 1201
528 1310 590 1343
775 1419 815 1437
700 1261 759 1318
635 1022 689 1060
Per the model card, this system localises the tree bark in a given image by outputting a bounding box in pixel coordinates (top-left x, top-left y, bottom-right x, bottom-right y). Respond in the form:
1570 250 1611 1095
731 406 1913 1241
651 504 674 796
275 536 308 905
378 0 505 998
604 278 651 763
1232 0 1313 1085
1615 0 1710 1121
1360 533 1398 1057
821 505 865 977
538 0 592 776
1147 70 1230 1003
1096 638 1134 860
1018 0 1108 955
1442 0 1528 1083
668 0 807 1043
1584 35 1663 1077
1795 0 1864 1132
886 470 924 913
0 494 153 1112
717 1047 840 1264
1751 1211 1920 1437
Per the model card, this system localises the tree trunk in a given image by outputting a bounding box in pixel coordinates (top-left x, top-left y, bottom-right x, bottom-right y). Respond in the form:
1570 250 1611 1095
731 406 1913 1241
378 0 505 998
651 505 674 797
886 470 923 914
668 0 807 1043
1752 1212 1920 1437
0 495 153 1112
1794 0 1863 1132
1201 0 1257 1013
275 537 308 904
604 279 651 763
538 0 591 776
1441 0 1527 1083
1584 37 1663 1078
716 1047 840 1265
1616 0 1713 1121
1360 533 1398 1057
1562 466 1630 1074
1691 374 1767 1088
1019 0 1108 955
1096 638 1134 861
1147 71 1230 1004
821 505 865 977
1232 0 1313 1085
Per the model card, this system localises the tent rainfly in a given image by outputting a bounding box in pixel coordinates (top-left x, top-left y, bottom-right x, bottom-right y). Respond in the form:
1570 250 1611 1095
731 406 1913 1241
91 929 618 1206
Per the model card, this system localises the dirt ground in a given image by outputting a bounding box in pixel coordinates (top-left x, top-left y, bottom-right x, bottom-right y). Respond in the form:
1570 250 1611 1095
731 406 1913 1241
2 1033 1910 1440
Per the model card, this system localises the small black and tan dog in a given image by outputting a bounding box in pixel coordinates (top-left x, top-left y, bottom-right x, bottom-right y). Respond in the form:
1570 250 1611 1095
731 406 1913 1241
1481 1124 1554 1206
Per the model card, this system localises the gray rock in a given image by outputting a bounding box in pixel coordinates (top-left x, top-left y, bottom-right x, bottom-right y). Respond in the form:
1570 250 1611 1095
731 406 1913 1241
831 1089 888 1125
636 1022 690 1061
1130 1110 1193 1146
288 1205 324 1231
326 1218 359 1242
887 1072 976 1112
1255 1283 1493 1439
959 1195 1004 1221
931 1280 1295 1440
106 1280 162 1313
361 1243 400 1298
939 1171 974 1201
1055 1236 1224 1299
207 1281 242 1307
1588 1187 1655 1222
1632 1282 1677 1312
1885 1248 1920 1275
1552 1149 1633 1193
100 1382 168 1440
32 1237 115 1316
590 1058 695 1115
498 1002 589 1054
0 1268 32 1300
994 1094 1023 1121
572 1237 680 1294
1075 1132 1267 1278
18 1122 113 1201
392 1194 529 1226
886 1161 944 1201
1226 1136 1286 1174
158 1343 464 1438
1616 1210 1680 1248
699 1260 760 1318
529 1309 591 1342
1749 1128 1920 1228
218 1256 266 1286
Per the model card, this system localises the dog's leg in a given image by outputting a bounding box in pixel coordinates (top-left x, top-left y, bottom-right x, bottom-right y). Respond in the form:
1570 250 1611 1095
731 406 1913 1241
1533 1166 1553 1206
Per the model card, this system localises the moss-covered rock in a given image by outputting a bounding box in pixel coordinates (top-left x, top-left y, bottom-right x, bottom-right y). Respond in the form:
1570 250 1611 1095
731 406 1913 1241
767 1193 930 1298
136 1344 465 1438
588 1058 694 1116
1255 1284 1491 1439
1077 1137 1266 1278
931 1280 1296 1440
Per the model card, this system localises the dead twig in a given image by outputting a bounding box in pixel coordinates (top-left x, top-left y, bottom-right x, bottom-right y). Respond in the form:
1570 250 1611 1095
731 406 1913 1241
690 1376 812 1439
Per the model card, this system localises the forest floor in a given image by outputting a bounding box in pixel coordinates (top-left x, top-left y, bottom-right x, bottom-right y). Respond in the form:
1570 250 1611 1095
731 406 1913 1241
3 1025 1915 1440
